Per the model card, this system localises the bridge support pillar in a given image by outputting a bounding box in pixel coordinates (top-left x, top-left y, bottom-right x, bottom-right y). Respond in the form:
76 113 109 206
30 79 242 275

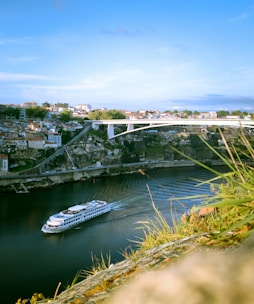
127 124 134 132
107 124 115 139
92 122 99 130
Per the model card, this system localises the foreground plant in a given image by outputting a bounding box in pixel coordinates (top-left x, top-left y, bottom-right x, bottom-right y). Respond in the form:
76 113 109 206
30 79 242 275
135 128 254 254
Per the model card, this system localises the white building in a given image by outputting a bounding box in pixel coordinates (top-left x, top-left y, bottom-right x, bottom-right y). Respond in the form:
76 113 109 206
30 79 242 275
47 132 62 147
76 104 92 112
28 138 45 149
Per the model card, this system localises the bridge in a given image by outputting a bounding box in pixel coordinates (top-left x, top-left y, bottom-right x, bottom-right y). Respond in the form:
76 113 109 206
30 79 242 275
88 118 254 139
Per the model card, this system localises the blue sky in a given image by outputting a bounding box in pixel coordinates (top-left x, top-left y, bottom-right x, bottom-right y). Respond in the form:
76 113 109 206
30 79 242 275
1 0 254 112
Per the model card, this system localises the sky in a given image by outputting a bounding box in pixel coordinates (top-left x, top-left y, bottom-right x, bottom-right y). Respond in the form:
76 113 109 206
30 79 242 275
1 0 254 112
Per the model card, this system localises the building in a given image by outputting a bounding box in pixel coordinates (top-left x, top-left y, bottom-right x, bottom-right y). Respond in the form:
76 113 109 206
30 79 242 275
0 154 8 172
27 138 45 149
76 104 92 112
23 101 38 108
19 107 27 121
47 132 62 147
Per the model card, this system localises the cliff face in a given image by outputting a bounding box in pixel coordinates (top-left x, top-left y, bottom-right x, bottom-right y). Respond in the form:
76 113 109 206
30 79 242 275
42 128 222 172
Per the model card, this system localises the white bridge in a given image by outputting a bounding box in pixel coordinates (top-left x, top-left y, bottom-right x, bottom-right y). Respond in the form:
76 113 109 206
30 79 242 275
89 118 254 139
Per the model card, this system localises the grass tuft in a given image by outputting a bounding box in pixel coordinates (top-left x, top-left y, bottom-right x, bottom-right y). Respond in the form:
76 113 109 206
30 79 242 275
133 127 254 256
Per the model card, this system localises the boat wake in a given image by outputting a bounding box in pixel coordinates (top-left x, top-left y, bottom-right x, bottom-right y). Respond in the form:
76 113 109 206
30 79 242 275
109 202 125 210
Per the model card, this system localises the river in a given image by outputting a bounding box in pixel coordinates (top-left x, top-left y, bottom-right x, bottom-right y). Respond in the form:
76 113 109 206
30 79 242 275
0 166 226 303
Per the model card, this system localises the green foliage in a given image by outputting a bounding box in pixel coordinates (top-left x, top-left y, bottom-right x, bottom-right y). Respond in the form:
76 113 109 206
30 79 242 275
26 106 48 120
42 102 50 108
88 109 126 120
61 130 72 144
59 110 73 122
5 106 20 119
181 109 192 118
56 102 69 108
216 110 230 117
189 134 206 147
10 159 36 172
135 128 254 255
231 110 242 116
88 128 108 140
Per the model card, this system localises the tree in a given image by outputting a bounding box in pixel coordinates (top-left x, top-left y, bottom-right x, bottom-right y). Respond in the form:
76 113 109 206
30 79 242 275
241 111 249 116
231 110 241 116
26 106 48 120
102 110 126 119
42 102 50 108
56 102 69 108
59 110 73 122
182 110 192 118
5 106 20 119
88 110 125 120
217 110 230 118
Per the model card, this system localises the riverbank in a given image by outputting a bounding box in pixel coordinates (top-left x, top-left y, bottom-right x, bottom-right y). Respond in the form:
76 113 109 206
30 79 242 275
0 159 224 193
34 232 254 304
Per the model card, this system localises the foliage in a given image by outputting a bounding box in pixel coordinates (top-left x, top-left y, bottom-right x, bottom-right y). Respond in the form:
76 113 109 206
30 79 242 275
216 110 230 117
83 253 112 276
25 106 48 120
88 128 108 140
5 106 20 119
10 159 36 172
181 109 192 118
59 110 73 122
134 128 254 255
55 102 69 108
88 109 126 120
16 293 45 304
42 102 50 108
61 130 72 144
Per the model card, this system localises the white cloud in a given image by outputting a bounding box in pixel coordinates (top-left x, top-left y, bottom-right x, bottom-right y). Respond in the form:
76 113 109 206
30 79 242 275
0 35 34 46
0 72 46 81
81 68 144 89
229 12 252 22
4 56 38 64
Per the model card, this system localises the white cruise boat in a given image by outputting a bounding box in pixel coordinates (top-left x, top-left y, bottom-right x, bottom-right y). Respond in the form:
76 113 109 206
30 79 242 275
41 200 111 234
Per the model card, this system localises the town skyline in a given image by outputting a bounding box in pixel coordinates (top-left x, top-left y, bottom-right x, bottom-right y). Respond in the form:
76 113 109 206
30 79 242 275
1 98 253 115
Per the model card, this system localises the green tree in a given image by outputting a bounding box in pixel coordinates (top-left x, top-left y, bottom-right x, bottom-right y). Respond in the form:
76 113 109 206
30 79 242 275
217 110 230 118
56 102 69 108
61 130 72 144
5 106 20 119
172 109 179 116
231 110 241 116
26 106 48 120
88 110 103 120
182 110 192 118
59 110 73 122
88 109 125 120
42 102 50 108
241 111 249 117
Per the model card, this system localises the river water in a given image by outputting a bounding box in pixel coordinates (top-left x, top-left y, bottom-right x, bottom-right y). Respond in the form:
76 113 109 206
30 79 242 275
0 166 226 303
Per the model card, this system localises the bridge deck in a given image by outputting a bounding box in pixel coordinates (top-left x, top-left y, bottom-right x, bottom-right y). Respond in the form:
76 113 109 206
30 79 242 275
88 118 254 139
